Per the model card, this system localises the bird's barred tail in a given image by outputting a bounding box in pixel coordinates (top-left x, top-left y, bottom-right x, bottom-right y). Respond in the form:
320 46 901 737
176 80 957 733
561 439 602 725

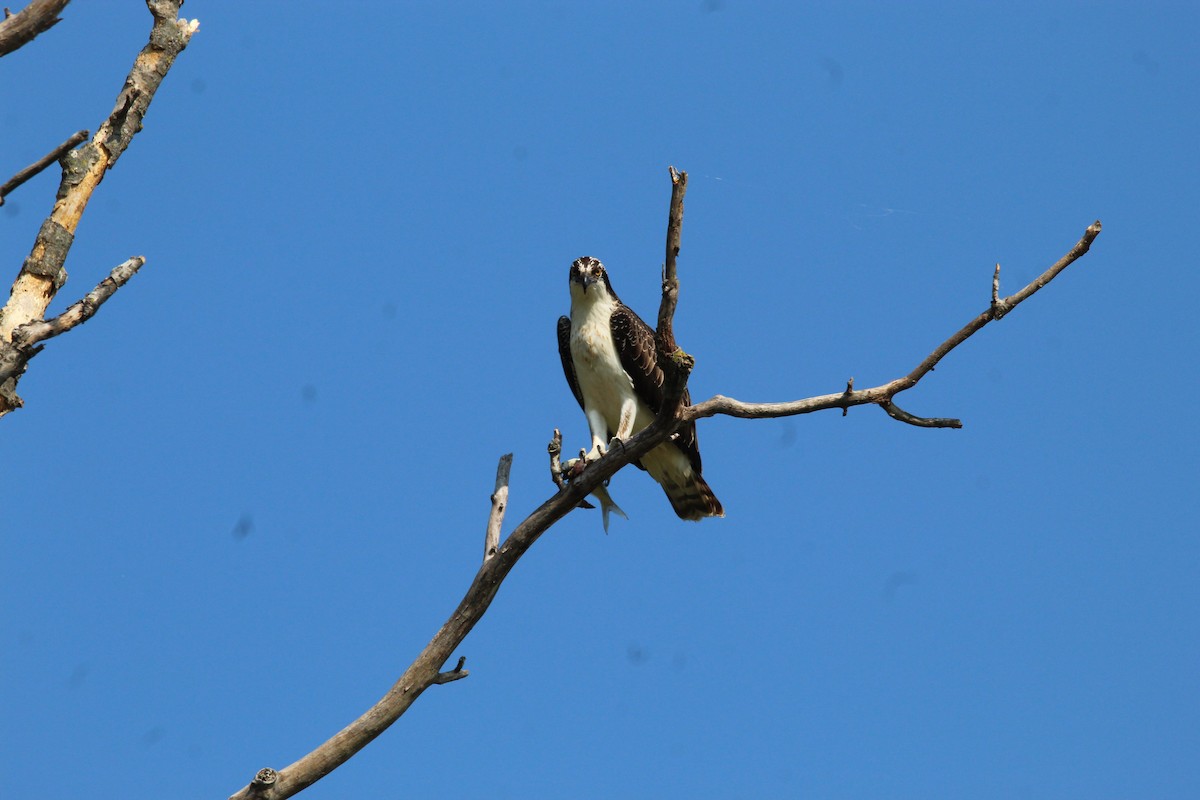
662 473 724 521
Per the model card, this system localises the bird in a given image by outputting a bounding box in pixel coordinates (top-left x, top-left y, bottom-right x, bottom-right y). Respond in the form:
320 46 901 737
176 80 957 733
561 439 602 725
557 256 724 522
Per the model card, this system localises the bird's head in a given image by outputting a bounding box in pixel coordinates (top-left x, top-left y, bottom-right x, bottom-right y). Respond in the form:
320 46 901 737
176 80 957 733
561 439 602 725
569 256 616 303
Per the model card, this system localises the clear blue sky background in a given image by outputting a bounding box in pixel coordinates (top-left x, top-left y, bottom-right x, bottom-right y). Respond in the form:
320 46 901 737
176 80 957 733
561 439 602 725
3 2 1197 798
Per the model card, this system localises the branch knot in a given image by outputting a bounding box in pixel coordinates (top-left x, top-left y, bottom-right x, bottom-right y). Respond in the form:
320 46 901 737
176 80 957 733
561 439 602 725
251 768 277 786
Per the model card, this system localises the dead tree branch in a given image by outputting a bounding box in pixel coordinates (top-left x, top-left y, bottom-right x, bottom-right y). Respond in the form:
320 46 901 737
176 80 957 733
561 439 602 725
657 165 687 353
483 453 513 562
684 221 1102 428
0 0 70 57
881 399 963 429
547 427 565 488
0 256 148 409
432 656 469 685
8 256 146 351
0 129 88 206
229 408 680 800
0 0 198 417
227 174 1102 799
652 165 695 424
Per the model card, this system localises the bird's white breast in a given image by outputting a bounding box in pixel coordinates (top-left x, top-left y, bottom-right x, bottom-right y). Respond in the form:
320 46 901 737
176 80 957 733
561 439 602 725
568 288 695 489
570 295 638 429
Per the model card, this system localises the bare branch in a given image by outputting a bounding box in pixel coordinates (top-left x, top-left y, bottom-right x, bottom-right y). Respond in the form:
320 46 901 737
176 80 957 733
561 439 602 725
0 0 198 416
431 656 469 685
483 454 513 562
647 164 695 428
880 400 962 429
10 257 145 349
225 343 689 800
0 257 147 405
991 221 1100 314
547 428 564 488
657 166 688 353
685 221 1103 427
432 671 468 685
0 0 70 57
0 129 87 206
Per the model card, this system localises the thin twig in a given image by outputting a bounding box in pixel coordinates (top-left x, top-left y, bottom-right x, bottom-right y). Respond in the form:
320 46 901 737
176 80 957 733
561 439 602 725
0 257 147 399
10 257 145 349
0 0 70 57
656 165 687 353
432 656 469 685
0 129 87 206
652 165 692 424
483 454 513 562
548 428 564 488
880 400 962 429
685 221 1102 427
993 223 1100 311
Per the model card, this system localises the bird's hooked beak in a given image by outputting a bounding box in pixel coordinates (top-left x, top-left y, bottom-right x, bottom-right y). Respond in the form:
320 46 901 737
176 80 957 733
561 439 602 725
571 268 597 294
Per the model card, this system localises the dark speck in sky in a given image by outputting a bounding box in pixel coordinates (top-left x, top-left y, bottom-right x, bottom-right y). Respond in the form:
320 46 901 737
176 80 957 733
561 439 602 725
883 571 919 601
232 513 254 540
821 56 844 87
1132 50 1160 75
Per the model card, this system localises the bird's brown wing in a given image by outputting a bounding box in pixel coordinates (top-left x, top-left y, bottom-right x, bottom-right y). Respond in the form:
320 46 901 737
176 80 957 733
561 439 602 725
609 304 703 474
557 315 584 410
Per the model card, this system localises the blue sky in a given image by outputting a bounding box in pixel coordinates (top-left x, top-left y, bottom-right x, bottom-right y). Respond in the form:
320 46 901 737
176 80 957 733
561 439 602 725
3 2 1197 798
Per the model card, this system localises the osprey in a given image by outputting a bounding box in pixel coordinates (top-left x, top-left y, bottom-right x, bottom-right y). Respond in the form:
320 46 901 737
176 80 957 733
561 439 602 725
557 256 724 521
